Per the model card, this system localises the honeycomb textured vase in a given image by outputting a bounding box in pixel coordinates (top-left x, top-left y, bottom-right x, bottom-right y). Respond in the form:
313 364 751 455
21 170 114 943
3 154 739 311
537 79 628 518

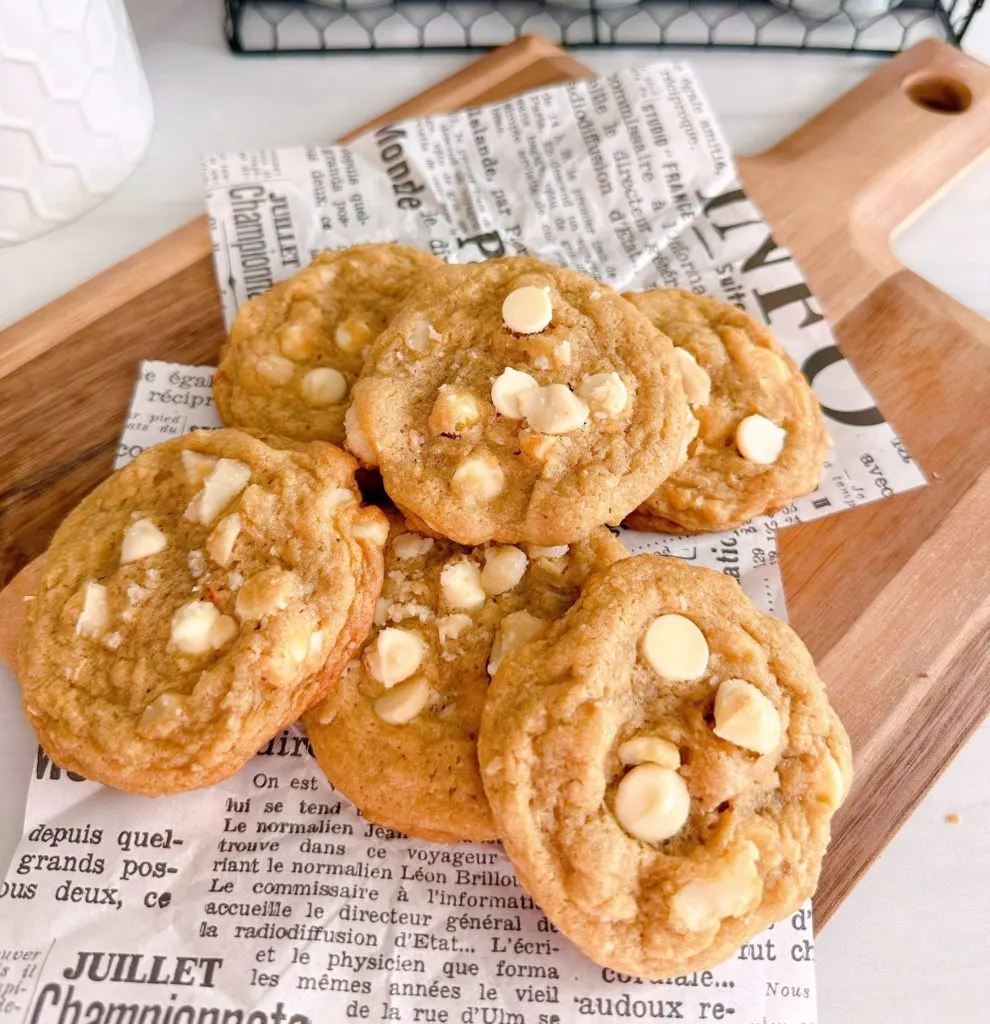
0 0 154 247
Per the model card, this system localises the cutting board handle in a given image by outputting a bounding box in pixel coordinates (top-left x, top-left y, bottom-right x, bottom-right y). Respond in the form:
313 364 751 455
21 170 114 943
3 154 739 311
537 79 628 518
738 40 990 321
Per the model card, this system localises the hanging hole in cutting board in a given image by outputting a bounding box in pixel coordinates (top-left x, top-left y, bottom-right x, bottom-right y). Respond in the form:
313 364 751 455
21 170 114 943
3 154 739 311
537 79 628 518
902 73 972 115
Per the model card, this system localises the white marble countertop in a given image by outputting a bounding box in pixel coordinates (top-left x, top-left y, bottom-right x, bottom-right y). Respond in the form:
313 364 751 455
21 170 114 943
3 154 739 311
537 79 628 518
1 2 988 1020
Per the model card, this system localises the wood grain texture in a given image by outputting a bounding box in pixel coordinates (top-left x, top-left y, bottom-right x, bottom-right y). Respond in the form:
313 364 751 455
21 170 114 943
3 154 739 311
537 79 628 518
2 36 989 931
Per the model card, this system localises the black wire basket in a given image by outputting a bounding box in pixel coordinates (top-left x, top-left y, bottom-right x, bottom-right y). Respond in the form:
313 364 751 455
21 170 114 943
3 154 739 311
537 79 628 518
225 0 983 55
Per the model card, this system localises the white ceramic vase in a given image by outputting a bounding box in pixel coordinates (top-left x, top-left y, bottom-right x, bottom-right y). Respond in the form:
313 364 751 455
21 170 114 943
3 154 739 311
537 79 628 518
0 0 154 247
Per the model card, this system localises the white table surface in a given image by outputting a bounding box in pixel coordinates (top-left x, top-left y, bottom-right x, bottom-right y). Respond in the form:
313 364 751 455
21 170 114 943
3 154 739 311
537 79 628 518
1 2 988 1020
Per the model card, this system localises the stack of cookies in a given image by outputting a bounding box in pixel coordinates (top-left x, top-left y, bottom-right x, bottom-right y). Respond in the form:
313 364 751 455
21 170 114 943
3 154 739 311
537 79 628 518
18 243 850 979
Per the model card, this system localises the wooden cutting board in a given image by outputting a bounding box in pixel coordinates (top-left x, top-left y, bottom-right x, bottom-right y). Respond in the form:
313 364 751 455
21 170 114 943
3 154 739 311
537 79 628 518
2 36 989 930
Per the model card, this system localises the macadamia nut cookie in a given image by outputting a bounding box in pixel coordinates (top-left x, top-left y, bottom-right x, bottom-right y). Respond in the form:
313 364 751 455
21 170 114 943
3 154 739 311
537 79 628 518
479 554 851 978
623 290 829 534
348 256 690 545
19 429 387 795
214 243 442 445
304 513 627 842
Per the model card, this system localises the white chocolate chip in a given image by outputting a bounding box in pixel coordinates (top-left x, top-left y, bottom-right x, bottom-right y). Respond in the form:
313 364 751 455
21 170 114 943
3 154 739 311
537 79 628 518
170 600 222 655
120 518 167 565
408 320 441 354
139 691 187 729
675 348 712 407
387 602 434 625
206 513 241 567
209 614 238 650
642 614 709 682
618 736 681 770
451 452 505 502
736 414 786 465
491 368 539 419
437 613 472 644
487 611 550 675
502 285 552 334
181 450 218 488
553 340 572 367
712 679 782 755
366 627 424 688
577 372 628 418
235 567 297 621
393 533 435 561
256 354 295 386
75 582 109 638
439 559 486 611
335 313 377 355
518 384 589 435
374 678 430 725
518 429 556 462
185 458 251 526
344 404 378 467
481 546 528 596
102 631 122 651
300 367 348 407
227 570 244 591
428 387 481 435
675 413 700 470
614 764 690 843
278 322 317 361
351 510 389 547
670 842 762 933
532 355 550 371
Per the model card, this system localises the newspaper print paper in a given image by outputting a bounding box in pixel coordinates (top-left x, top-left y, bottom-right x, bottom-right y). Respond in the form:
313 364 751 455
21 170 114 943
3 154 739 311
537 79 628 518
0 62 924 1024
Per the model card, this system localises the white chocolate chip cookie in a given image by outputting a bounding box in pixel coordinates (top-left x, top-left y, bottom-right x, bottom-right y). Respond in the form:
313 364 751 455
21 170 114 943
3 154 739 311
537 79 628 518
303 512 628 843
19 429 387 795
214 243 443 446
479 554 851 978
350 256 690 545
623 289 829 534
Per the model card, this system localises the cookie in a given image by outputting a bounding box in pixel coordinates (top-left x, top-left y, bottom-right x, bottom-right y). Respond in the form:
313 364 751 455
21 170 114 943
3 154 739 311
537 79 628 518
214 243 443 445
479 554 851 978
347 256 690 545
304 514 628 842
622 290 829 534
18 429 388 795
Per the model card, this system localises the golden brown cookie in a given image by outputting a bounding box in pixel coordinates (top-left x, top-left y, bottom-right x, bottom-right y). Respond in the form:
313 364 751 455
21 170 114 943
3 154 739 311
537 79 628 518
214 243 443 445
304 513 628 842
348 256 689 546
479 554 851 978
19 429 388 795
622 290 829 534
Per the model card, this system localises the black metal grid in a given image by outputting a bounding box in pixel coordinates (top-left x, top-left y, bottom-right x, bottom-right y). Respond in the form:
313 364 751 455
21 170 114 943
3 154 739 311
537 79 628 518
225 0 983 56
